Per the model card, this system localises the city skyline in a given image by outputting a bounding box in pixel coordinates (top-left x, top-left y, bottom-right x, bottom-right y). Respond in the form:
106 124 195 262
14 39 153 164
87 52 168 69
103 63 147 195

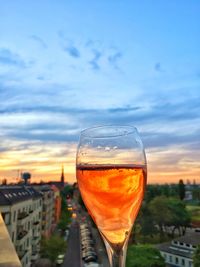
0 1 200 184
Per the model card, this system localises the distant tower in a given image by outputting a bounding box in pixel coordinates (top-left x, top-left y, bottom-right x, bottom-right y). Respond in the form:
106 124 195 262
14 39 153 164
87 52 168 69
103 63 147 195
61 165 65 186
22 172 31 185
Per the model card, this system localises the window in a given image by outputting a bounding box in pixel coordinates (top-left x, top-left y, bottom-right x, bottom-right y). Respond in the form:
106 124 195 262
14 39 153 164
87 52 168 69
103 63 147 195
175 257 179 264
169 255 172 263
1 212 10 225
182 258 185 266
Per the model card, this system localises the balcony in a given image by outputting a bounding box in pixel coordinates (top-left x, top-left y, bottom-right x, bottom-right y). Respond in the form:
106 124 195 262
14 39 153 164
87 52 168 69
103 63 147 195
18 211 29 220
17 230 28 240
32 236 40 245
18 250 28 260
33 229 41 238
16 230 28 246
31 252 39 261
33 221 40 226
17 212 29 225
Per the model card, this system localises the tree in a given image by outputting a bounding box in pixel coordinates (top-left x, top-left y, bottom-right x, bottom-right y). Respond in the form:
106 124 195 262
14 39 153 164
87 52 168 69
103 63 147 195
193 245 200 267
178 179 185 200
167 198 191 236
40 235 66 263
145 184 179 203
57 210 71 232
149 196 191 239
149 196 172 240
126 244 165 267
136 203 157 241
1 178 7 185
78 193 87 210
192 188 200 202
62 185 74 199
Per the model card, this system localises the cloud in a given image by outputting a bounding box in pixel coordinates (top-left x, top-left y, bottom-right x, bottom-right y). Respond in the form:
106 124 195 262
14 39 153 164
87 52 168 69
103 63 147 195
154 62 162 72
0 48 26 67
64 45 80 58
142 130 200 149
0 98 199 149
37 75 45 80
108 51 122 69
30 35 47 49
89 50 102 70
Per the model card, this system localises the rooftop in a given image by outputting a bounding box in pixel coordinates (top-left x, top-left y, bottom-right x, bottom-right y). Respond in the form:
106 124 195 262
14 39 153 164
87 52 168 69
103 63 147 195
157 232 200 259
0 186 41 205
157 242 193 259
173 232 200 246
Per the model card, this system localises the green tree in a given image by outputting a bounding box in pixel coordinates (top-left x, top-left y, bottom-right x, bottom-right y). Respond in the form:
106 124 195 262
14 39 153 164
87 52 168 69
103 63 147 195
192 188 200 202
193 245 200 267
78 193 86 210
145 184 179 203
149 196 172 240
57 210 71 232
62 184 74 198
137 203 157 240
149 196 191 239
178 179 185 200
40 235 66 263
167 198 191 236
126 244 165 267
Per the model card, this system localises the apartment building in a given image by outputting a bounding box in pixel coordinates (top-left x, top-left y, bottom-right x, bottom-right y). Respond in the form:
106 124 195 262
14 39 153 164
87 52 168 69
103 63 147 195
33 185 55 238
0 186 42 267
157 232 200 267
51 185 61 226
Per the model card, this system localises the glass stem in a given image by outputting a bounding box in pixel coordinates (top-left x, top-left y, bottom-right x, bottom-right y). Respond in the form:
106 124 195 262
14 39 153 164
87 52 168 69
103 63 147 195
103 237 128 267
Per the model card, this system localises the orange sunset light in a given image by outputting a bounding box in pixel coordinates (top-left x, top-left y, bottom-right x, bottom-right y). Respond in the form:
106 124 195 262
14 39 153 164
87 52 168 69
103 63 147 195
0 140 199 185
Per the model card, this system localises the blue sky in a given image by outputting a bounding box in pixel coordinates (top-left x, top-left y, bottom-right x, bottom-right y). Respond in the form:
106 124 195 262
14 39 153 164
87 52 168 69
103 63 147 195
0 1 199 183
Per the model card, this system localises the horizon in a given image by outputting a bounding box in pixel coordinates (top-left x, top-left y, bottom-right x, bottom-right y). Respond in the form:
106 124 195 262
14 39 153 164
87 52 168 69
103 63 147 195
0 1 200 184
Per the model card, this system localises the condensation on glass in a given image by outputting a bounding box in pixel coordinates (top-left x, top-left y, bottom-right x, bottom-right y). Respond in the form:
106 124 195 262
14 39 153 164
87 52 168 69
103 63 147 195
0 214 22 267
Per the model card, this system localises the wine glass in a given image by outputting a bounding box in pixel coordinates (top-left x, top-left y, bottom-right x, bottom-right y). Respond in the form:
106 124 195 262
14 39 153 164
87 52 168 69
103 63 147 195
76 125 147 267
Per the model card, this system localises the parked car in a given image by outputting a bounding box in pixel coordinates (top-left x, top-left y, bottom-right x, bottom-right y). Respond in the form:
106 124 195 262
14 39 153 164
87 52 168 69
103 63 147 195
82 252 97 259
56 254 65 265
84 263 100 267
82 245 95 250
84 255 98 263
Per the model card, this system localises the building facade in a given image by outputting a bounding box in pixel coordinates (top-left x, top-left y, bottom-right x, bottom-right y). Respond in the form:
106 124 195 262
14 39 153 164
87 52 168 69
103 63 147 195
51 185 61 226
33 185 55 238
157 232 200 267
0 186 42 267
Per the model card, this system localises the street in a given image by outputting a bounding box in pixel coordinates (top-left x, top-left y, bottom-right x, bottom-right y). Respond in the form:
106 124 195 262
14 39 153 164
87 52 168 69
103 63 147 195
62 221 82 267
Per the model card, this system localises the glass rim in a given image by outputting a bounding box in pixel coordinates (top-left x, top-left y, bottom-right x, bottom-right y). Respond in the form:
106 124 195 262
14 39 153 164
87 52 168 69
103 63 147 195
80 125 137 139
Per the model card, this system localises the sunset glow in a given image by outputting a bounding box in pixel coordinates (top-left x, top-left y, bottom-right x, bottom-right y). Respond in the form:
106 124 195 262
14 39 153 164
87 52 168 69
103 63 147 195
0 1 199 184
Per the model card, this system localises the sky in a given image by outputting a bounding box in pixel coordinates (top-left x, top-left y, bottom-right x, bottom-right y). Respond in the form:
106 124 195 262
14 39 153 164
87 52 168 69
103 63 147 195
0 1 199 184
